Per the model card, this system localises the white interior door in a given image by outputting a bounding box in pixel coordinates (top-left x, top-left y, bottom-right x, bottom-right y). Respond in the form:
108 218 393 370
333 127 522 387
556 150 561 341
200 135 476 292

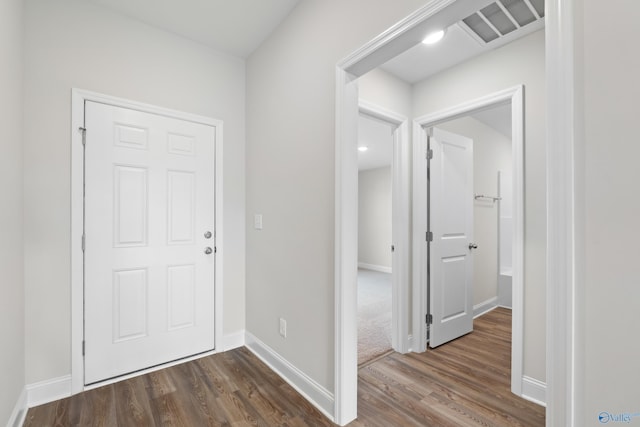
84 101 216 384
428 127 474 348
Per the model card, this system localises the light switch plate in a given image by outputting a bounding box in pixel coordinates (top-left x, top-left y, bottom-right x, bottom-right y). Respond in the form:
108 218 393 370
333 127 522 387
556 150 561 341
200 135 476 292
254 214 263 230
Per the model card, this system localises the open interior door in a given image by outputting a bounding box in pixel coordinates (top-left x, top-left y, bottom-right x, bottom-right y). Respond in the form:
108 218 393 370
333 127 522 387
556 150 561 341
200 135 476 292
428 127 474 348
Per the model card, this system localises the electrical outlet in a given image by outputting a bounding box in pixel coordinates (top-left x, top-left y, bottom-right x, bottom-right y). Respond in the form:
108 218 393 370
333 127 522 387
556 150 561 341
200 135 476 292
279 318 287 338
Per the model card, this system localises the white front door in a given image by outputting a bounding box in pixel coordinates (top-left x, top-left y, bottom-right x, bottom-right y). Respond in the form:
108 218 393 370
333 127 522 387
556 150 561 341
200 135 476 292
428 127 474 348
84 101 216 384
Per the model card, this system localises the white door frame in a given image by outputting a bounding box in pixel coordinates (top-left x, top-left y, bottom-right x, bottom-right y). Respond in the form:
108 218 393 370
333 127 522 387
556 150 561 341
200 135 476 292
70 89 224 394
412 86 525 395
334 0 579 425
358 100 411 353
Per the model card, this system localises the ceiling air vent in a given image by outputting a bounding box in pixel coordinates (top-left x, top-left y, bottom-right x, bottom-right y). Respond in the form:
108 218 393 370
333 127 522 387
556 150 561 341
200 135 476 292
461 0 544 44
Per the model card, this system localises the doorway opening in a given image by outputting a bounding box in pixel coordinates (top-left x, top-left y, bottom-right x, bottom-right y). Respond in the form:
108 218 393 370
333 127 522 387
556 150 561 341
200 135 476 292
412 88 524 395
357 101 411 364
334 1 564 424
357 112 394 366
356 103 411 365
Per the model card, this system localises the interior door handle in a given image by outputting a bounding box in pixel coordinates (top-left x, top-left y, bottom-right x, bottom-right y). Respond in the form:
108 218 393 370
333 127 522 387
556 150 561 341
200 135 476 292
468 243 478 250
204 247 213 255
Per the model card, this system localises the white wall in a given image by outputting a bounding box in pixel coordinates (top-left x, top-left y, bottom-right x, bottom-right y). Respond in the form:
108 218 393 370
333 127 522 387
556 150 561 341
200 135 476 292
357 114 393 170
438 117 511 306
358 68 413 118
246 0 427 393
358 167 392 269
23 0 246 384
0 0 25 422
582 1 640 425
413 30 546 381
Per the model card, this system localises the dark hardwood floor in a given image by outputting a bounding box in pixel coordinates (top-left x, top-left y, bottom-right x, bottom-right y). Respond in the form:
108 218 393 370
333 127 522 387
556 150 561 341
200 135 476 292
24 308 544 426
351 308 544 426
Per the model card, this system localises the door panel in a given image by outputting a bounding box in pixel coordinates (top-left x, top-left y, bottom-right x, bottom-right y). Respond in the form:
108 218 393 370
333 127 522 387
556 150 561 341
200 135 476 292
84 101 215 384
167 265 196 330
113 268 148 342
167 170 196 244
113 165 148 246
429 127 474 348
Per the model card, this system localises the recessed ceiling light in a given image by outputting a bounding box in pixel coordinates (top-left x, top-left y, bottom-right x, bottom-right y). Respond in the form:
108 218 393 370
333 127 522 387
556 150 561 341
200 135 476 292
422 29 446 45
358 146 369 152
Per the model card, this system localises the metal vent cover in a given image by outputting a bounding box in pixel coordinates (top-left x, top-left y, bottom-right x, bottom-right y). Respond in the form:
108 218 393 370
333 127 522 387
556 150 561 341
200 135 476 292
461 0 544 44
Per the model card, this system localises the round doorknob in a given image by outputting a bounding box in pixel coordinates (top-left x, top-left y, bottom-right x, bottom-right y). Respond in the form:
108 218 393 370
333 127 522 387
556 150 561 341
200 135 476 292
204 247 213 255
204 231 212 239
468 243 478 250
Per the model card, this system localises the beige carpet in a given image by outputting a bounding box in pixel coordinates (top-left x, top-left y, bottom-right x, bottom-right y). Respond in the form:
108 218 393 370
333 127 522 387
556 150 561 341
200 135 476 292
357 269 392 366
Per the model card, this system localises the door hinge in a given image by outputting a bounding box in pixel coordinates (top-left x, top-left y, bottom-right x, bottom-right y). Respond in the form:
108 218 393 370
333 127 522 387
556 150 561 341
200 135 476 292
82 340 85 356
79 127 87 146
426 314 433 325
426 149 433 160
81 234 85 252
426 231 433 242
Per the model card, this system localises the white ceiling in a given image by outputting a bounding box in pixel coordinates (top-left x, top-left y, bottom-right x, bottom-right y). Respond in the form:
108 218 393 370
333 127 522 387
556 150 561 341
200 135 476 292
358 115 394 171
380 23 486 85
84 0 301 57
380 5 545 84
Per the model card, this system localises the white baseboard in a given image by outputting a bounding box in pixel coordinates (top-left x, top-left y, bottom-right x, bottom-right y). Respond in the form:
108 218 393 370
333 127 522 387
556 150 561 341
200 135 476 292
473 297 498 318
522 375 547 407
223 330 245 351
245 332 334 422
26 375 72 408
357 262 392 274
7 387 27 427
28 336 244 408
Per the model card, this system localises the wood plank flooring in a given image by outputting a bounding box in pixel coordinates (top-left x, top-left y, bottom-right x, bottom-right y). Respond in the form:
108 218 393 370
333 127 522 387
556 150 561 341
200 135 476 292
24 308 544 426
351 308 544 426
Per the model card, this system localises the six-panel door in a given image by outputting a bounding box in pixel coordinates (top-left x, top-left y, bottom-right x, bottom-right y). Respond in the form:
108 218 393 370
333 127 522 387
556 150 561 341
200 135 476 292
84 101 215 384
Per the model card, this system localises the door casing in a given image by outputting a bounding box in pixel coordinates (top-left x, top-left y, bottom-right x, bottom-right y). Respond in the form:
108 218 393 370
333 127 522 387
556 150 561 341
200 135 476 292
70 89 224 394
